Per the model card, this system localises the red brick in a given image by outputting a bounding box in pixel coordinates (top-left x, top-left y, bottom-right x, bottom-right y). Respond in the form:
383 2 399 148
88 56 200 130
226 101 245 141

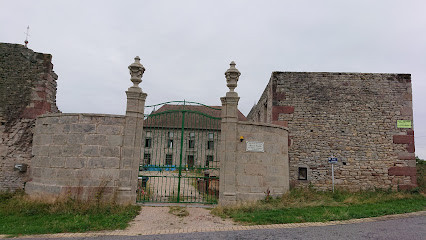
271 120 288 127
272 106 294 121
406 143 415 153
393 135 414 144
407 129 414 135
388 166 416 176
36 91 47 99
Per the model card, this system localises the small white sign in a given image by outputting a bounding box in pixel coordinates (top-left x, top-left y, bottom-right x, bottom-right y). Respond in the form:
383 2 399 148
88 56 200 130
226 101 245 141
246 141 264 152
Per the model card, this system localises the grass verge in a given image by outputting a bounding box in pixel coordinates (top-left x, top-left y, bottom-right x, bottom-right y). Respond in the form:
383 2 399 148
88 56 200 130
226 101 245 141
212 188 425 225
0 191 141 236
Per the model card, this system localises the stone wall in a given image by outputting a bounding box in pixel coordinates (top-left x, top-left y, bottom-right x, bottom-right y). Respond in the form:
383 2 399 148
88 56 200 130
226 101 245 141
248 72 416 191
235 121 289 201
25 113 125 201
0 43 59 191
25 56 146 204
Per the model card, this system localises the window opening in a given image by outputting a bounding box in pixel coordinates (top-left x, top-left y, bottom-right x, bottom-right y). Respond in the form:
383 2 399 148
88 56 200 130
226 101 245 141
144 153 151 165
187 155 195 168
298 167 308 180
165 154 173 165
188 139 195 149
206 155 213 167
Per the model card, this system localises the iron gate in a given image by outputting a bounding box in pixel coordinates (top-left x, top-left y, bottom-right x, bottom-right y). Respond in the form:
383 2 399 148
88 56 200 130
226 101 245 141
137 101 221 204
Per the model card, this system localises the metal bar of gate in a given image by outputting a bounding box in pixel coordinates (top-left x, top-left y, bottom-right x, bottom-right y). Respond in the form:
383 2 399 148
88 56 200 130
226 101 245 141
177 106 186 203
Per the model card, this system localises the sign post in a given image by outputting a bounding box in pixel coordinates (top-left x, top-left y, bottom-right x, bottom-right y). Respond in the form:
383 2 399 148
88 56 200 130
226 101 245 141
328 156 338 193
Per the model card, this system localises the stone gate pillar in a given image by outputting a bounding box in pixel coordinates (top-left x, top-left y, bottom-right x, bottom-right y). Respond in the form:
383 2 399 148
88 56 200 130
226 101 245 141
117 56 147 204
219 61 240 205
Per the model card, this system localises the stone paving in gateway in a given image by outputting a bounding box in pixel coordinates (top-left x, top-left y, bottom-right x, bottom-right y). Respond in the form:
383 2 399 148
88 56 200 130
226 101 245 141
1 210 424 239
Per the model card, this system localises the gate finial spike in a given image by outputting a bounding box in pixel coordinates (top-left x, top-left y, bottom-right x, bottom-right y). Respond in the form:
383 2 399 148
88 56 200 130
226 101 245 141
225 61 240 93
128 56 145 89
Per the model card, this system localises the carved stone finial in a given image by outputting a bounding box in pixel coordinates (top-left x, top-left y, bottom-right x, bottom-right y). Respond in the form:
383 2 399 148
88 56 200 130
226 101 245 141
128 56 145 88
225 61 240 92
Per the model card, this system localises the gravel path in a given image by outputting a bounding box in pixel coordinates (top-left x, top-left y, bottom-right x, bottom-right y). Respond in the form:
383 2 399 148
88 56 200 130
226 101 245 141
122 206 238 232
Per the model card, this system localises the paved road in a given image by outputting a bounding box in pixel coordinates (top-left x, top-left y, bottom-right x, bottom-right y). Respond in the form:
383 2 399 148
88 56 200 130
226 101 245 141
14 215 425 240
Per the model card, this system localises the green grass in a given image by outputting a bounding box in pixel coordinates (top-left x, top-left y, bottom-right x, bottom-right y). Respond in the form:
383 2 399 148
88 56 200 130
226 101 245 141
212 188 426 225
0 192 141 236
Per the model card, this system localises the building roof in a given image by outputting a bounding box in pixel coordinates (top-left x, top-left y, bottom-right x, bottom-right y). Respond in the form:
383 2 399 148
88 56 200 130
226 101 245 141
144 104 247 130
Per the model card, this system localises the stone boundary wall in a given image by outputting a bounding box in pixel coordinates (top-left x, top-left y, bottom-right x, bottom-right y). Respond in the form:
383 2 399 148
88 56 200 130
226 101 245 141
248 71 415 191
234 121 289 201
25 113 126 201
0 43 59 191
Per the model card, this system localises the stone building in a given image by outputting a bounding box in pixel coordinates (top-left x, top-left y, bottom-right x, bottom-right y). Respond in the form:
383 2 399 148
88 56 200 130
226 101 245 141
247 72 416 191
0 42 416 204
142 104 246 169
0 43 59 191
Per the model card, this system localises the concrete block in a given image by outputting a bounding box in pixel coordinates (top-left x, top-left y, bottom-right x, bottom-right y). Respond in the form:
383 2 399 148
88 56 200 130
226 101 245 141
97 124 123 135
119 169 133 181
58 115 79 124
31 167 43 178
62 145 82 157
70 124 96 133
245 164 266 176
236 175 263 187
107 135 123 146
100 146 120 158
122 135 135 146
82 145 100 157
87 157 120 169
52 134 67 145
122 147 134 158
40 116 60 124
85 135 107 145
120 157 133 168
91 169 119 179
65 157 86 169
236 192 264 202
66 134 85 145
50 157 65 168
32 145 50 156
48 145 62 157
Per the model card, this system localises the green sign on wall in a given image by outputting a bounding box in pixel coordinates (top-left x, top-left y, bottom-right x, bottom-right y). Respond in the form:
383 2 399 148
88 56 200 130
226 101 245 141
397 120 412 128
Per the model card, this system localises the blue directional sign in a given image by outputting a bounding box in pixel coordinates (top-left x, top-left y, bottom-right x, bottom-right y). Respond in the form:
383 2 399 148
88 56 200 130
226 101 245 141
328 157 338 164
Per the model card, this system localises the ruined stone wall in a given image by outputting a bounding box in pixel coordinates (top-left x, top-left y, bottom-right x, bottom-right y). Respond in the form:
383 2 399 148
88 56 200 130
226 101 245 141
0 43 59 191
25 114 125 200
248 72 415 191
247 83 272 124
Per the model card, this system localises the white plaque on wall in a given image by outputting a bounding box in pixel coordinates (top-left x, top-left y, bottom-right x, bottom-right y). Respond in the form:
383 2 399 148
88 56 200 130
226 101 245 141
246 141 264 152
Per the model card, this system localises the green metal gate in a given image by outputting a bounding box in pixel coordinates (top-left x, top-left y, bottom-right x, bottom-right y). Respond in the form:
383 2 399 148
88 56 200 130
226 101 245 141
137 101 221 204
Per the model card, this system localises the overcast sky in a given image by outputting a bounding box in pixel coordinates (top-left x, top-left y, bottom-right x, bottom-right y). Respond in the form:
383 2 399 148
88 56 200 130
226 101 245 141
1 0 425 158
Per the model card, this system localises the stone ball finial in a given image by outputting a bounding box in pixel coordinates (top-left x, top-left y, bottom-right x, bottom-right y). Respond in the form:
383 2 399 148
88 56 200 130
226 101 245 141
225 61 241 92
128 56 145 88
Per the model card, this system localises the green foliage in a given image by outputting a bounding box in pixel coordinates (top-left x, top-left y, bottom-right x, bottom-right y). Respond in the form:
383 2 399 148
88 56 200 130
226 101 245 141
416 156 425 192
0 192 141 236
212 188 426 224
